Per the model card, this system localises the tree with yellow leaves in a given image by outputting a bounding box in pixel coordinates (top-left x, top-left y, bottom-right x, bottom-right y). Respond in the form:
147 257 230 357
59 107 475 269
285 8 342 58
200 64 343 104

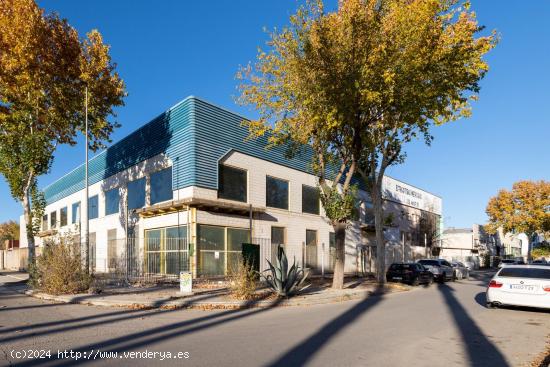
0 0 126 266
238 0 496 286
486 180 550 262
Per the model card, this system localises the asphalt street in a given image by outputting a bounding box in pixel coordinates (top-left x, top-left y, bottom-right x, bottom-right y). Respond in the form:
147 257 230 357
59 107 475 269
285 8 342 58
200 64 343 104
0 271 548 367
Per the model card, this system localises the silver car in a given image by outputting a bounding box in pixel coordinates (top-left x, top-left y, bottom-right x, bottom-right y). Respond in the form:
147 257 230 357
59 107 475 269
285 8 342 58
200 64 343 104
452 261 469 280
417 259 455 282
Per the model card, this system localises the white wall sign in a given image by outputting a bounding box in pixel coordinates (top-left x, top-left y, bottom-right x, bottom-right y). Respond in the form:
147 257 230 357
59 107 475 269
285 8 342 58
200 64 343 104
382 176 442 215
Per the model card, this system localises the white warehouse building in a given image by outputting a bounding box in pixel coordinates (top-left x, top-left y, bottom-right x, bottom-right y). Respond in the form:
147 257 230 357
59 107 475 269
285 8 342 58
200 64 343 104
20 96 442 278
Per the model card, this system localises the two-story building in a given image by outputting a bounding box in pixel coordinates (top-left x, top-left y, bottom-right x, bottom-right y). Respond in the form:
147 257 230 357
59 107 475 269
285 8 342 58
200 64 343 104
20 96 442 278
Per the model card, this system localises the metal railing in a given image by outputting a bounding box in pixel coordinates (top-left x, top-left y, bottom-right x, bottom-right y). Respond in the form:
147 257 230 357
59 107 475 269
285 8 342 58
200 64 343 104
87 237 190 283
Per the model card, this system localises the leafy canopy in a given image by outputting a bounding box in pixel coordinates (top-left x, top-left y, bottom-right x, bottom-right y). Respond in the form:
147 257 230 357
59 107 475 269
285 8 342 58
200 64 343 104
0 220 19 243
486 180 550 238
0 0 125 214
237 0 496 221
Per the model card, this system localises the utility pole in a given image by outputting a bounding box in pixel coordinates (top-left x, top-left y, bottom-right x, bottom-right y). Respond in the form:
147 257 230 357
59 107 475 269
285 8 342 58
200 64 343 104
84 86 90 274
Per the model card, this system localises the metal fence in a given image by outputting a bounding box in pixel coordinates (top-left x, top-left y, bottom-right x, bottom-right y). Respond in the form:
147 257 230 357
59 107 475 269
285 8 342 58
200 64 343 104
88 237 189 284
50 235 341 283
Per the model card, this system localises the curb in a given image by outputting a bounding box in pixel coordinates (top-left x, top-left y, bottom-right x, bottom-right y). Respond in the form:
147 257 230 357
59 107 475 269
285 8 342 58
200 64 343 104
18 286 409 311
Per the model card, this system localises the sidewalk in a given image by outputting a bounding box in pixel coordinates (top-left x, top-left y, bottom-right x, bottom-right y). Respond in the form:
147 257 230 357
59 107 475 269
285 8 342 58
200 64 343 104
1 273 412 310
0 270 29 283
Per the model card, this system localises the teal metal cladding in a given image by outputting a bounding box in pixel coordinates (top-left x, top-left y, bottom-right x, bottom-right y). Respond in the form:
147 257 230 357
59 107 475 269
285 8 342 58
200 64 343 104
44 97 195 204
44 96 314 204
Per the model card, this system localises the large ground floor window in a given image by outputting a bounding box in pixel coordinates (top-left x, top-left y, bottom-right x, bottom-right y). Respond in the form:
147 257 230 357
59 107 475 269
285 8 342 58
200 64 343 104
145 226 188 275
197 225 250 277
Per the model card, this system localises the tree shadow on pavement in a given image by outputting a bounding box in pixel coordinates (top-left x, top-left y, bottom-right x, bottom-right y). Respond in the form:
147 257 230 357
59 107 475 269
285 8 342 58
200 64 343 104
11 294 284 367
0 290 233 345
438 283 510 367
266 286 385 367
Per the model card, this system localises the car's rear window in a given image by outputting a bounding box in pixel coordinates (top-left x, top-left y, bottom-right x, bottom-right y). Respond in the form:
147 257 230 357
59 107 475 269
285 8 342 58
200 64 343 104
498 267 550 279
501 260 515 264
418 260 439 266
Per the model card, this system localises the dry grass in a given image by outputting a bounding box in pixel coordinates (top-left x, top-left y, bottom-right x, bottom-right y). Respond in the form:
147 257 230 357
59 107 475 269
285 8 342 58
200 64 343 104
228 258 257 300
30 239 91 295
528 337 550 367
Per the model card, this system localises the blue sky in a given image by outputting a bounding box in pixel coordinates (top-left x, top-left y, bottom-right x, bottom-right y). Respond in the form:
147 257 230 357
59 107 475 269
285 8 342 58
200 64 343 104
1 0 548 228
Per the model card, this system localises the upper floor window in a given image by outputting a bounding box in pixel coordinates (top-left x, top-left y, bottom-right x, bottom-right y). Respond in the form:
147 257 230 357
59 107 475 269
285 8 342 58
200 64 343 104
150 168 173 205
302 185 320 215
50 210 57 228
266 176 288 210
89 195 99 219
218 165 247 202
60 207 68 227
128 177 146 210
105 188 120 215
42 215 48 231
72 202 80 224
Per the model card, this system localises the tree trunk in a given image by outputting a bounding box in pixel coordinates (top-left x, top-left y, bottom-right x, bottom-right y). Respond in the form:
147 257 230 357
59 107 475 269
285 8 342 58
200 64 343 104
372 177 386 284
22 187 35 267
526 233 533 263
332 222 347 289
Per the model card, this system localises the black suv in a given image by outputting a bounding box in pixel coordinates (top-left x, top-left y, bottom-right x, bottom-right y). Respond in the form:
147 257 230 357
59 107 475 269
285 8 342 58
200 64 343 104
386 263 434 286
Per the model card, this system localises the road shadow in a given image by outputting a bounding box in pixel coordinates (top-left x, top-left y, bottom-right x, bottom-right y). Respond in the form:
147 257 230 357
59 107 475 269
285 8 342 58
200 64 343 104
438 283 510 367
10 293 284 367
474 292 487 307
0 289 229 345
266 287 385 367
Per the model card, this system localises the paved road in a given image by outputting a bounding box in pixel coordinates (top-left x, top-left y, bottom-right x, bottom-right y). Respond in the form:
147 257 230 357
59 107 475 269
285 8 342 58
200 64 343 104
0 272 548 367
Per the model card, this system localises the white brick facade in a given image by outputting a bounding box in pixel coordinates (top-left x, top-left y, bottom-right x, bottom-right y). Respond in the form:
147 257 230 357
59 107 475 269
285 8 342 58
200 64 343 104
21 150 441 276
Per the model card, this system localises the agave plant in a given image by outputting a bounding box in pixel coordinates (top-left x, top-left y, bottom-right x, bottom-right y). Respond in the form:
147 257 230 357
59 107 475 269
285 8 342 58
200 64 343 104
261 245 309 297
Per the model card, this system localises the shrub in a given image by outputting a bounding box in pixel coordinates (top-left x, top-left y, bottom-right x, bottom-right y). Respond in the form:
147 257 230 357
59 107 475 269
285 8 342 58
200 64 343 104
531 241 550 259
261 245 309 298
229 257 257 300
30 237 91 295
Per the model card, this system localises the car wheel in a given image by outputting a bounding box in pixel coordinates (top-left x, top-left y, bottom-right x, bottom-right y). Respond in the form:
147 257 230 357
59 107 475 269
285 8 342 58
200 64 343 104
411 277 419 286
486 302 497 309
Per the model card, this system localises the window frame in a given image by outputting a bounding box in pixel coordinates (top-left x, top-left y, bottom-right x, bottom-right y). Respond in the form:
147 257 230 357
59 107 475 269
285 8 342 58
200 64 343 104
42 214 48 231
270 226 286 246
265 175 289 210
50 210 57 228
88 195 99 220
218 164 248 203
127 177 146 210
59 206 68 227
104 188 120 216
71 202 81 224
302 184 320 215
150 167 173 205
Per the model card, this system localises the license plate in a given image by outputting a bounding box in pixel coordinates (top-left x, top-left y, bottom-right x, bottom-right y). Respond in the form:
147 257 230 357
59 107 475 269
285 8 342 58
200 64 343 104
510 284 536 291
393 277 402 280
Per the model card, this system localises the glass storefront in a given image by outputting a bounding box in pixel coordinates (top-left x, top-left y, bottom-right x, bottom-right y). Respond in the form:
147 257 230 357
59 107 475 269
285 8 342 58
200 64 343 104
144 224 250 277
197 225 250 277
145 226 189 275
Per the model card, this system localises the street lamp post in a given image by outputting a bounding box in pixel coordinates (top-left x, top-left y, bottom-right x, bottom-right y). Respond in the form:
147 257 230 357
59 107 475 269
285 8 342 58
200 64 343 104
84 86 90 274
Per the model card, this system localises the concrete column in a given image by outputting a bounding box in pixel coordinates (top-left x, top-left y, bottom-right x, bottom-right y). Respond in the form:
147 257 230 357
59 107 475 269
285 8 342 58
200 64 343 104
190 207 198 278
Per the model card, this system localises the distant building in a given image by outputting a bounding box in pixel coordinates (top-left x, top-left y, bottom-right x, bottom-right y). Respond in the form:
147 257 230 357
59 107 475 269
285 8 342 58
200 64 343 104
441 224 530 266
